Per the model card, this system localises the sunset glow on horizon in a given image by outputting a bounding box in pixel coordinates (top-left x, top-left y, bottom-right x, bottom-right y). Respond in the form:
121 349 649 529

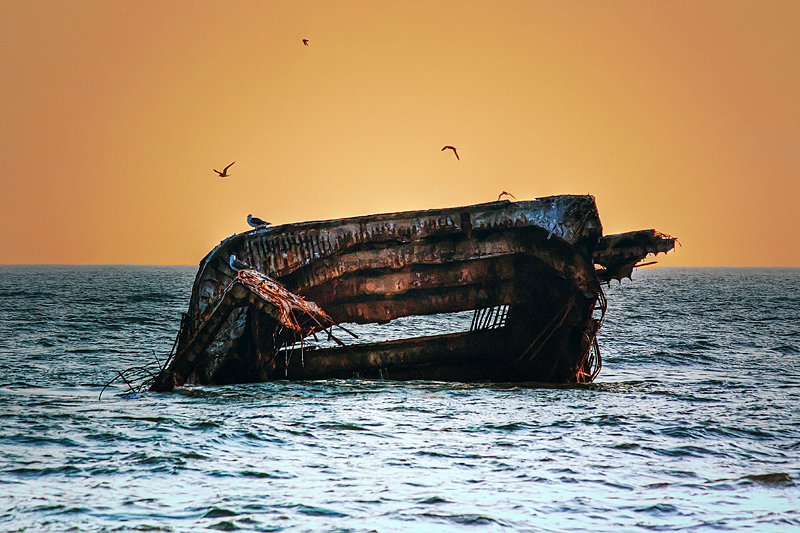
2 1 798 266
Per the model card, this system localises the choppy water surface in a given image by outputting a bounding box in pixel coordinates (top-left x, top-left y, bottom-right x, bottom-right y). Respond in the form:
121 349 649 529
1 266 798 532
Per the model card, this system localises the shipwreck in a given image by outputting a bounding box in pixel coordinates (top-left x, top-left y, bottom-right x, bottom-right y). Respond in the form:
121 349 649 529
151 195 674 392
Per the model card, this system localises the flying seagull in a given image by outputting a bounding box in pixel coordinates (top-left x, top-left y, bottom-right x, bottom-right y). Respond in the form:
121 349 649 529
229 254 251 271
213 161 235 177
302 39 309 46
498 191 517 201
247 214 271 228
441 146 459 160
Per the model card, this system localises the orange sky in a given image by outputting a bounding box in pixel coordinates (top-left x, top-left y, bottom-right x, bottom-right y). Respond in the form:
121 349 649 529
1 0 798 266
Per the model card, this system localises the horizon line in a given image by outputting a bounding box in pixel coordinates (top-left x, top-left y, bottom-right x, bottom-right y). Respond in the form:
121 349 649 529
1 264 799 269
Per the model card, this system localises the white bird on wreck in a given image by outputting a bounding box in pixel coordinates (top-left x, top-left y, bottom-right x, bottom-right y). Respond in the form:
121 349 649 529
213 161 235 177
229 255 252 271
247 214 271 228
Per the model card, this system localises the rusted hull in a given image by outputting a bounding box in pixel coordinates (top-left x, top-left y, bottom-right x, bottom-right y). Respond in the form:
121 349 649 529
275 330 523 382
151 195 674 391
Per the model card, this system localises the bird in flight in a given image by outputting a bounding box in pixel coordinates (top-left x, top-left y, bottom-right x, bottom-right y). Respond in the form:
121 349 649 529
498 191 518 201
213 161 235 177
302 39 309 46
247 214 271 228
441 146 459 160
229 254 252 271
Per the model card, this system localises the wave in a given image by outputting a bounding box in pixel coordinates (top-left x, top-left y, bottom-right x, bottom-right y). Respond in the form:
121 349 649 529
287 503 348 518
206 520 238 531
125 292 177 304
1 435 82 447
480 422 531 431
6 465 82 477
314 422 367 431
634 503 679 515
239 470 295 479
203 508 238 519
772 345 799 354
420 512 507 526
0 290 51 299
645 445 725 458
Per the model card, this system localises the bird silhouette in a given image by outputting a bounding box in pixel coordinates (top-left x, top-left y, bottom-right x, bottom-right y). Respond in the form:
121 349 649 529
213 161 235 177
302 39 309 46
229 254 251 271
441 146 459 160
498 191 517 201
247 214 271 228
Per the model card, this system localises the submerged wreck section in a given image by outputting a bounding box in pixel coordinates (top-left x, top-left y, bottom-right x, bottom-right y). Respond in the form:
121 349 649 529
151 270 333 391
152 195 674 391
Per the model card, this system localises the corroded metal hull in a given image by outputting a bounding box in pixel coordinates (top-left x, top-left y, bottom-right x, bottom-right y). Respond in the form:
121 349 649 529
152 195 674 391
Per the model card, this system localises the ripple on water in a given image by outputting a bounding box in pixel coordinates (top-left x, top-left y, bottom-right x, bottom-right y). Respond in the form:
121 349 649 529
420 512 509 526
285 503 348 518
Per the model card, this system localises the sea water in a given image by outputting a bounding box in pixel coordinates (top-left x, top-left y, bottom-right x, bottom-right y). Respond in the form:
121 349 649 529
0 266 798 532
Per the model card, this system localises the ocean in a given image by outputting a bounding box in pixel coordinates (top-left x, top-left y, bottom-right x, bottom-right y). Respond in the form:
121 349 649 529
1 266 798 532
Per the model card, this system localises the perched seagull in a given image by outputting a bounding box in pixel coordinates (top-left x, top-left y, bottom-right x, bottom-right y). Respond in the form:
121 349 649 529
302 39 309 46
247 214 271 228
441 145 459 160
229 254 251 271
213 161 235 177
498 191 517 201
